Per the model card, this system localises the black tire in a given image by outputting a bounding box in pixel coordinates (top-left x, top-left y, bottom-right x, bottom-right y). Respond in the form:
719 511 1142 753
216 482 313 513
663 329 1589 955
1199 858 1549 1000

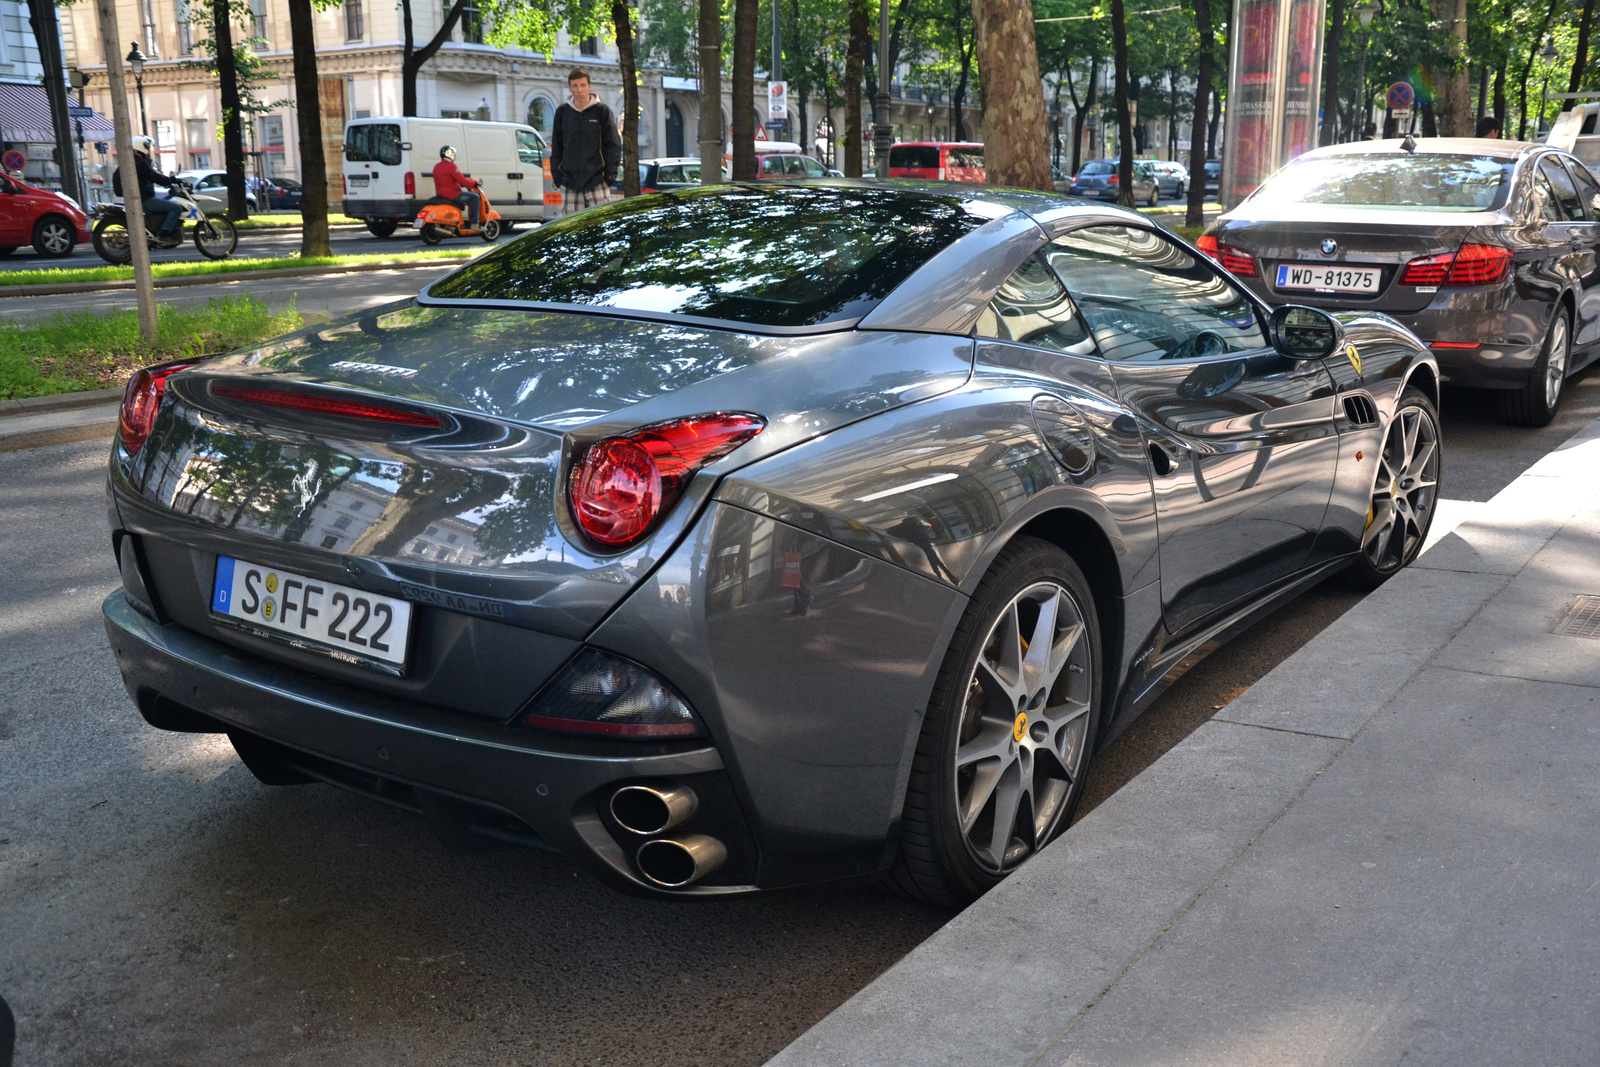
91 218 133 265
193 215 237 260
32 215 76 258
421 223 445 246
1340 386 1442 590
481 218 502 242
1497 306 1570 428
365 217 398 238
886 537 1102 907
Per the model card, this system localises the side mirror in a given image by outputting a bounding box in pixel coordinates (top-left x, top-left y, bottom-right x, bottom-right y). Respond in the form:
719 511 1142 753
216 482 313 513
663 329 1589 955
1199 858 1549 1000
1269 305 1344 360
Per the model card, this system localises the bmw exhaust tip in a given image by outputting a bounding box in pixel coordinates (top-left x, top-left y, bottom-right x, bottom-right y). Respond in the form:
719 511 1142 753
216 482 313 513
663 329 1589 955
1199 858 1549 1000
610 784 698 835
636 834 727 888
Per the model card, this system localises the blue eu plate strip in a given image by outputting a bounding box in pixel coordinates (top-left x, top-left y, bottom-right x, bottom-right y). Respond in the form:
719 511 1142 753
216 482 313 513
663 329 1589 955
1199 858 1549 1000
213 556 236 612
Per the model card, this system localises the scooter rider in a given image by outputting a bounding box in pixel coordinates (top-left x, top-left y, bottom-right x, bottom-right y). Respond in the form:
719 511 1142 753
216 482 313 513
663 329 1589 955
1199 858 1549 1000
112 135 184 244
432 146 480 229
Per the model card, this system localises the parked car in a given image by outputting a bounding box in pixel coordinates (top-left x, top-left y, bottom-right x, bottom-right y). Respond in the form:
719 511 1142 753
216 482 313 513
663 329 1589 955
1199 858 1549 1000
342 117 554 238
637 157 727 192
0 170 90 258
176 170 258 216
888 141 986 183
1201 137 1600 426
103 181 1439 905
1149 160 1190 199
1070 159 1160 205
263 177 303 212
1203 159 1222 197
747 142 830 179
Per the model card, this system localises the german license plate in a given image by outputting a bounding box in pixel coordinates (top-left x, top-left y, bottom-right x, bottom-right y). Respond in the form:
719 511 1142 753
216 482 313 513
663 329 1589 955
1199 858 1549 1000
1276 264 1381 293
210 556 411 668
348 175 369 187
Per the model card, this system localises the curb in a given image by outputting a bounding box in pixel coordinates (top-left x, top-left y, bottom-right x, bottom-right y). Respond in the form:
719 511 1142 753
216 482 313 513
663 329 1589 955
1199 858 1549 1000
0 418 117 454
0 256 473 299
0 387 123 416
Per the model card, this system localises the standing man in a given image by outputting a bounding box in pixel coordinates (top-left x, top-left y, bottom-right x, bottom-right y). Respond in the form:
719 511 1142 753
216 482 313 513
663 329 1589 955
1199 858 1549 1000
1475 115 1502 138
550 67 621 215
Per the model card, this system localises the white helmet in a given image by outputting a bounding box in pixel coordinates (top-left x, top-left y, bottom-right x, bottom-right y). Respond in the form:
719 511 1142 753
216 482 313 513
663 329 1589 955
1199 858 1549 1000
131 135 154 156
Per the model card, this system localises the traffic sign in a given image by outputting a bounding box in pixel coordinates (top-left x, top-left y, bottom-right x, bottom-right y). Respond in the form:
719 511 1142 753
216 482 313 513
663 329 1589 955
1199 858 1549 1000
1 149 25 172
768 81 787 119
1386 82 1415 110
765 120 787 132
68 106 94 118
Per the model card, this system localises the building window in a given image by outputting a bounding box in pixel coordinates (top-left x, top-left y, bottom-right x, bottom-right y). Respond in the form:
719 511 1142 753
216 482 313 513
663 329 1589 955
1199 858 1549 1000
332 514 352 530
153 119 177 173
526 95 555 140
259 114 285 177
249 0 269 45
141 0 160 55
579 35 599 56
175 0 193 54
344 0 364 40
447 0 482 43
440 109 471 120
186 118 210 168
322 535 340 549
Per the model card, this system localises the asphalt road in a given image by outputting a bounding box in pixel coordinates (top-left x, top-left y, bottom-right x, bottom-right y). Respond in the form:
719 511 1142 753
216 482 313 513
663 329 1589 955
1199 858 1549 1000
0 222 474 273
2 361 1596 1066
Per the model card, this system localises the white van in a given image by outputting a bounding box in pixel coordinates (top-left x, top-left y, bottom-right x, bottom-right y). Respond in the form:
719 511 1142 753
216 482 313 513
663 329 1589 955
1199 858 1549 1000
1548 96 1600 169
341 117 558 237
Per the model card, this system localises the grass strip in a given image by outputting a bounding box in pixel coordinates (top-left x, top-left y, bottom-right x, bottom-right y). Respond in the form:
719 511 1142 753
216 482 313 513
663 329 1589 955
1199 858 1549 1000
1163 224 1206 243
0 249 474 289
233 214 363 229
1 295 302 400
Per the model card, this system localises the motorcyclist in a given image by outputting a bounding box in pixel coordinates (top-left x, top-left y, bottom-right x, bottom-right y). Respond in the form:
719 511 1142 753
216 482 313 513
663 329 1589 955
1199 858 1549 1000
111 135 184 244
431 145 480 229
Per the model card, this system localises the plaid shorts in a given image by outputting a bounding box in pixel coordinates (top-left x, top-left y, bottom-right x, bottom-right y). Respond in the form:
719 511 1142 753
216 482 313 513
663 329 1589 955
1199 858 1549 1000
562 183 618 215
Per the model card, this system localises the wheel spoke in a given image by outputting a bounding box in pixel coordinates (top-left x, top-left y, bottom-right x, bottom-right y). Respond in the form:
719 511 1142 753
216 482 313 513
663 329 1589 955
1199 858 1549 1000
959 757 1005 834
985 765 1024 866
1020 592 1061 694
956 718 1014 771
1408 436 1437 480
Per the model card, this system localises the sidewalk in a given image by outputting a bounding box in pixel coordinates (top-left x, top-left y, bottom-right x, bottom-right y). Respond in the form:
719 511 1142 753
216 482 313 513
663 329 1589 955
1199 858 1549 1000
770 416 1600 1067
0 389 120 453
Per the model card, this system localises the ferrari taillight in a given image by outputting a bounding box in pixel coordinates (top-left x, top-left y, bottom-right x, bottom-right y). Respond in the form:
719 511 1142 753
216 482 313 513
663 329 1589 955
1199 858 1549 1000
568 413 765 549
119 359 206 455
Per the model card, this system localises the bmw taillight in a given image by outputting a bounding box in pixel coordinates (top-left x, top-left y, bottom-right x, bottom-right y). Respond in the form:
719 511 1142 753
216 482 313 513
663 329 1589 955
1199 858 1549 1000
119 359 205 455
1196 234 1258 277
1400 243 1511 287
404 171 415 196
568 413 765 549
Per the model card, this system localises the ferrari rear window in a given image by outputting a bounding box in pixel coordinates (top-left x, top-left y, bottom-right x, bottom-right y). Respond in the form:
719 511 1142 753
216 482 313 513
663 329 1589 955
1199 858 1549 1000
1250 154 1513 211
425 184 987 328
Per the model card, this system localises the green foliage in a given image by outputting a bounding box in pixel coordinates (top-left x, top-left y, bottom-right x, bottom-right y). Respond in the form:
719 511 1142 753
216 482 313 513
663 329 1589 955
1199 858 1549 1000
483 0 607 55
0 296 302 400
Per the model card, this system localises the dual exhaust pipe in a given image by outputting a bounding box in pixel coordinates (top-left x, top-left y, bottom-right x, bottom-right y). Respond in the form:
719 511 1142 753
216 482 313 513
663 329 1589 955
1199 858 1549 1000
609 784 727 889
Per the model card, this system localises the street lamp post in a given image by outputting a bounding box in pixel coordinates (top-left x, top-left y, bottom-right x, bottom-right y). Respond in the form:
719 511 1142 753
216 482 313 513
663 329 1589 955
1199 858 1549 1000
1538 42 1560 136
1354 2 1378 141
125 42 148 137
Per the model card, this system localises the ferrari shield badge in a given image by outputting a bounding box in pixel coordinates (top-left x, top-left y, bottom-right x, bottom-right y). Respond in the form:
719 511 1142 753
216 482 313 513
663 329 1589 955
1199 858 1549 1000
1345 343 1363 375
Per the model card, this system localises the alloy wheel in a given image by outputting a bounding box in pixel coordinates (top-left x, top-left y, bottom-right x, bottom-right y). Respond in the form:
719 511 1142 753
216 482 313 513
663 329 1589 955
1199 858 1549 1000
953 581 1094 874
38 220 72 255
1543 314 1569 411
1362 403 1439 573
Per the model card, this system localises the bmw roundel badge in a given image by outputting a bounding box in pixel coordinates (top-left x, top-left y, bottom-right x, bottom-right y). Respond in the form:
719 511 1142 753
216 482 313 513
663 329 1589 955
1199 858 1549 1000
1320 238 1338 256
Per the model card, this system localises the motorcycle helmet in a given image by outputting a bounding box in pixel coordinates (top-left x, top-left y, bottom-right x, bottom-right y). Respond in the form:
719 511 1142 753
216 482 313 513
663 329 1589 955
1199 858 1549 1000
131 135 154 156
440 145 456 161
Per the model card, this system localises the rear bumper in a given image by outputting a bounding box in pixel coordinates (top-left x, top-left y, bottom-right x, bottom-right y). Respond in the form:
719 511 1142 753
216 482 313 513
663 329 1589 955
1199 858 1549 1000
342 198 421 222
102 590 756 898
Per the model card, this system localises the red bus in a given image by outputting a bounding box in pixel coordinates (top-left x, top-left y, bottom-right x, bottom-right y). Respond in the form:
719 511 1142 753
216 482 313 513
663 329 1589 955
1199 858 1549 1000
886 142 985 183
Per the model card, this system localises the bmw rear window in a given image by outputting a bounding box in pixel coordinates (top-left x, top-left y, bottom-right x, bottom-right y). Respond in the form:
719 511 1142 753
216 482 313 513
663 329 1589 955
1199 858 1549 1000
425 184 988 328
1251 153 1514 211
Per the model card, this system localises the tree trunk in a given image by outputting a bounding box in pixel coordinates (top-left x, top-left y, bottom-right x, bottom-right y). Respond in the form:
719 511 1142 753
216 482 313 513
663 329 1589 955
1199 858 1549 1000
844 0 867 177
1572 0 1598 94
952 0 972 141
1319 0 1343 145
1516 0 1559 140
1111 0 1132 207
1476 63 1488 122
791 0 809 156
1166 67 1177 160
1426 0 1469 135
1187 0 1214 226
612 0 640 196
93 0 156 340
25 0 80 204
288 0 331 256
698 0 723 180
403 0 470 118
1207 86 1220 157
730 0 757 179
1493 54 1506 126
214 0 249 220
971 0 1052 189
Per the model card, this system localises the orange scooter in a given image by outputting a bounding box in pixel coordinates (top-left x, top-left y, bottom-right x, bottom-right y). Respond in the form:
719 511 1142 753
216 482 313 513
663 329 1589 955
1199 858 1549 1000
417 186 502 244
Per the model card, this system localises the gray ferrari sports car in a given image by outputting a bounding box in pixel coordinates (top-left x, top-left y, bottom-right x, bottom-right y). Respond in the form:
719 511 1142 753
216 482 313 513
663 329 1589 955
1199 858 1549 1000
103 181 1441 905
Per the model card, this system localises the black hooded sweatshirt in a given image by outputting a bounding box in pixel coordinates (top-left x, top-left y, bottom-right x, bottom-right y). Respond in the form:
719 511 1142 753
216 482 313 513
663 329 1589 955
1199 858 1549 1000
550 99 621 192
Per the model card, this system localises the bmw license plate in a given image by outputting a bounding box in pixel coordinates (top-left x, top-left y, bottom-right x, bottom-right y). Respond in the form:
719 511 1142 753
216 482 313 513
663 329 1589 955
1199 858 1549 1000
1276 264 1381 294
210 556 411 668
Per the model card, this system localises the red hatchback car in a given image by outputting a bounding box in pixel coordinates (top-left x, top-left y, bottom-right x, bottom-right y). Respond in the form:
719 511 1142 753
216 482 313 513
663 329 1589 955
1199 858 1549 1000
0 172 90 258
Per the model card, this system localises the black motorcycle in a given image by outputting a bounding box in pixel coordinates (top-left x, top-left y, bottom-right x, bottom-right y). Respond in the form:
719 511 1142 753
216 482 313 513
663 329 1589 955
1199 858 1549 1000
90 178 237 264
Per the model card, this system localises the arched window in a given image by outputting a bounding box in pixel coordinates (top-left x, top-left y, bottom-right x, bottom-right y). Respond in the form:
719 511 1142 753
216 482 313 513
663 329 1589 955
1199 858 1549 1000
525 95 555 140
665 102 685 156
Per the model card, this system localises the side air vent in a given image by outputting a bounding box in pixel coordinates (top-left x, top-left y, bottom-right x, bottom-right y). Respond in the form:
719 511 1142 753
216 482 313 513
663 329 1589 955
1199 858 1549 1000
1343 395 1378 427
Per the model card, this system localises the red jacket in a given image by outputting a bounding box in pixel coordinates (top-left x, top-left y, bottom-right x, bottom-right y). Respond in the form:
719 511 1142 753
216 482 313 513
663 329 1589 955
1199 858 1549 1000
432 159 477 200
